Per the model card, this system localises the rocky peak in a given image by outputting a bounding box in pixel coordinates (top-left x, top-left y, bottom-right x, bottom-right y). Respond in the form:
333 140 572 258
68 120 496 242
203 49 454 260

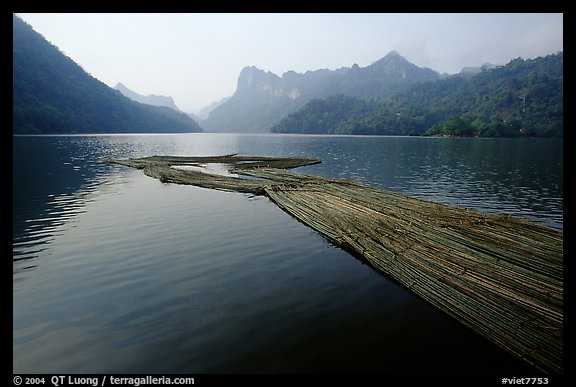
236 66 281 95
369 50 413 69
366 50 438 81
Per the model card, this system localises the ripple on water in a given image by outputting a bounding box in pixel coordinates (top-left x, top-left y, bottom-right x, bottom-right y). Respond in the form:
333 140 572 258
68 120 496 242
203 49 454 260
13 135 560 373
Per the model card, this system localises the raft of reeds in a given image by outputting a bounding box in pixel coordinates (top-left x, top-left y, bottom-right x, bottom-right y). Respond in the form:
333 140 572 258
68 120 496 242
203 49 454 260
107 154 563 373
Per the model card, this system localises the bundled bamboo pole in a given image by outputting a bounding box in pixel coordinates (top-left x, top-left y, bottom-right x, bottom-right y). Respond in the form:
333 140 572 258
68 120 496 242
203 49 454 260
261 180 563 373
107 155 563 373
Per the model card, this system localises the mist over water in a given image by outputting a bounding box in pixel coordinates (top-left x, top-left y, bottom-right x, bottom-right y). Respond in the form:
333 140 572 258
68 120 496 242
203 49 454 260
13 134 561 373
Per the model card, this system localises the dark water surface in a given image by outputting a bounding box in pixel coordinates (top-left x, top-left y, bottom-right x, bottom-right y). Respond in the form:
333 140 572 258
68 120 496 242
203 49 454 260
13 134 562 373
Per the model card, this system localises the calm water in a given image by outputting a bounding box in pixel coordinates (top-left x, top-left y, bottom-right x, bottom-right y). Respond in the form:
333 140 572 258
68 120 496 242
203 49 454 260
13 134 562 374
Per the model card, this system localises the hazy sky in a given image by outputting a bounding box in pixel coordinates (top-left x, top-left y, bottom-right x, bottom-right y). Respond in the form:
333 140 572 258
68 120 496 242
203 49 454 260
16 13 563 114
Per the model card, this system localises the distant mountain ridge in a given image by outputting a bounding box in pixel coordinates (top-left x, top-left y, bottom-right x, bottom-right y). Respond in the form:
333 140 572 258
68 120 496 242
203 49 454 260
196 96 229 120
114 82 183 112
13 16 203 134
202 51 440 133
114 82 202 122
458 63 497 78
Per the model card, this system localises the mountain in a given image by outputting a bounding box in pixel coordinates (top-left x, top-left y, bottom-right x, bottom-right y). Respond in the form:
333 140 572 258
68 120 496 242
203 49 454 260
13 16 203 134
114 82 183 112
202 51 440 133
271 53 563 138
113 82 203 123
196 96 230 120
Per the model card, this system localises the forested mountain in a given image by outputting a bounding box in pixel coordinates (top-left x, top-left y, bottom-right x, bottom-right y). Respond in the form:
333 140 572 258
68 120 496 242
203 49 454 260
202 51 439 133
13 15 203 134
271 53 563 137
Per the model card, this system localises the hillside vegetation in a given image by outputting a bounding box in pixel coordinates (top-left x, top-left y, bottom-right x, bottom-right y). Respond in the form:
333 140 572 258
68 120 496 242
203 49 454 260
271 53 563 137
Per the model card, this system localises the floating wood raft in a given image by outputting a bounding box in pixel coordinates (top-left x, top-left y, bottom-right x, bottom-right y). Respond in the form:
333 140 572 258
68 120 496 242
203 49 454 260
107 154 563 373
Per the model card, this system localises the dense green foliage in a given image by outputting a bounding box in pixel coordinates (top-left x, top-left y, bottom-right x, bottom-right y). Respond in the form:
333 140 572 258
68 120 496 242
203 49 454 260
271 53 563 137
13 16 202 134
271 95 376 134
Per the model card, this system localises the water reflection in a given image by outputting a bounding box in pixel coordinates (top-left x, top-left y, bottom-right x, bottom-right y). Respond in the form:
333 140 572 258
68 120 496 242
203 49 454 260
14 136 129 270
13 134 561 374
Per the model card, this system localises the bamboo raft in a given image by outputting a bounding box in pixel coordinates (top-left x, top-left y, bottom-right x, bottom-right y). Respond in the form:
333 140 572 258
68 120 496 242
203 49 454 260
107 154 563 373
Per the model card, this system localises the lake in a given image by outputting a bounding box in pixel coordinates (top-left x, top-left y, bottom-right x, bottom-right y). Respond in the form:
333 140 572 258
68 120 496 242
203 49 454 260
13 134 562 374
